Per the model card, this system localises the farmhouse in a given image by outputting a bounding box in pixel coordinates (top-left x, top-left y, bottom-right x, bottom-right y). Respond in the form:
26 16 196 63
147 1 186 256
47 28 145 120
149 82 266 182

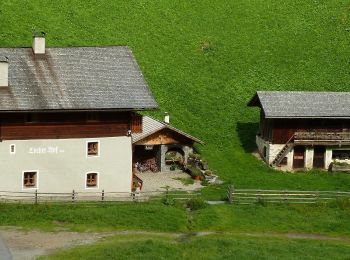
0 33 158 194
248 91 350 171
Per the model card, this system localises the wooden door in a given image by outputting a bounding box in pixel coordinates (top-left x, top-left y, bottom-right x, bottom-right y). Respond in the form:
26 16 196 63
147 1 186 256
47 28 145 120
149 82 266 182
293 146 305 169
313 146 325 169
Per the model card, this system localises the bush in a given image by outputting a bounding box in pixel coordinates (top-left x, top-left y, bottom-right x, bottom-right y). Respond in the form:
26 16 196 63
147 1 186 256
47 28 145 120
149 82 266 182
255 197 267 207
201 179 209 186
187 165 202 178
161 196 175 206
186 198 207 210
334 198 350 209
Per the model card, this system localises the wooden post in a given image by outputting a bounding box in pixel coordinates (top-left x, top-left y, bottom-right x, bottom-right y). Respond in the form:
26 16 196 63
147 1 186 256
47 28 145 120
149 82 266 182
35 190 38 205
72 190 75 203
227 184 234 204
102 189 105 202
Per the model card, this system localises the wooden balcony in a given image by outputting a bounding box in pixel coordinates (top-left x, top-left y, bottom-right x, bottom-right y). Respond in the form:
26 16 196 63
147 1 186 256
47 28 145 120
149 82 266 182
294 131 350 145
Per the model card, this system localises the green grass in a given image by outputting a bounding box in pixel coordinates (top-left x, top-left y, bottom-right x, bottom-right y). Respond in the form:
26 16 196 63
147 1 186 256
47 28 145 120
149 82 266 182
40 234 350 260
2 202 350 237
192 203 350 236
2 0 350 191
0 202 187 232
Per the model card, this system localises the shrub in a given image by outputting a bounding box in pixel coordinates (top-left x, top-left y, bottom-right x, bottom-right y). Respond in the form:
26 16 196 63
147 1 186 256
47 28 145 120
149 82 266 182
201 179 209 186
161 196 175 206
255 197 267 207
187 164 202 178
186 198 207 210
334 198 350 209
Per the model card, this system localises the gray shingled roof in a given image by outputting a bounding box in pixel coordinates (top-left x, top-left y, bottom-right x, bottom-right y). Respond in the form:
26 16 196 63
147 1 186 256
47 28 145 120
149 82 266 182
248 91 350 118
132 116 203 144
0 46 158 111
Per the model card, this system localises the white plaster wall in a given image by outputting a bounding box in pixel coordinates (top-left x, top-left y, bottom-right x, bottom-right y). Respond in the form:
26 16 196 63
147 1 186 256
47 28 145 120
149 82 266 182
256 135 270 163
305 147 314 170
268 144 294 171
256 135 295 170
0 136 132 193
325 148 333 170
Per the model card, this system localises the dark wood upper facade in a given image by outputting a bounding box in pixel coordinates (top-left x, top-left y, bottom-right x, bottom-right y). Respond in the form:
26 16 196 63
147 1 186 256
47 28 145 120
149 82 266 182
259 111 350 144
0 111 143 140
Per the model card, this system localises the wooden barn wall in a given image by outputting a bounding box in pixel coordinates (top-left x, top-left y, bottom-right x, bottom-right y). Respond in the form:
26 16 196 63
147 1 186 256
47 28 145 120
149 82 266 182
272 119 350 144
259 111 273 141
0 111 133 140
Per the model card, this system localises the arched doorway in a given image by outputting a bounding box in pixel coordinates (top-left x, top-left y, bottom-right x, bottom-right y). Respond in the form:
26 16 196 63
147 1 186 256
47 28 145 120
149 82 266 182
165 147 185 170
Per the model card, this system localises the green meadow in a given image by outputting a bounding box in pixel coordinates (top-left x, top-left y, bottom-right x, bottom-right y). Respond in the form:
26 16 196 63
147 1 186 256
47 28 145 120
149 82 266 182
2 1 350 258
1 0 350 191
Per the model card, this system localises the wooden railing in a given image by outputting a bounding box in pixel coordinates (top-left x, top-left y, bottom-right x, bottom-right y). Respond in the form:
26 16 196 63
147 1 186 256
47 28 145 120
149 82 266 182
0 189 200 204
227 186 350 205
294 131 350 141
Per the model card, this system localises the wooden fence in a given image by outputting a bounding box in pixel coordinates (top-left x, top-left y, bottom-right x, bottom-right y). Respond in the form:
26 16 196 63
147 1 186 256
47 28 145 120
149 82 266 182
0 189 200 204
227 186 350 205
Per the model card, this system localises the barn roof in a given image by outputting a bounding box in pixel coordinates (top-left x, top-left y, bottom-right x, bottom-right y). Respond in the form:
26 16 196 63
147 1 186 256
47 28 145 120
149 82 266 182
132 116 203 144
248 91 350 118
0 46 158 111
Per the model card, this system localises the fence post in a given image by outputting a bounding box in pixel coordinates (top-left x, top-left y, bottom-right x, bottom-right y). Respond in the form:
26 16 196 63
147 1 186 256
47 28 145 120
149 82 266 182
227 184 234 204
72 189 75 203
102 189 105 202
35 190 38 205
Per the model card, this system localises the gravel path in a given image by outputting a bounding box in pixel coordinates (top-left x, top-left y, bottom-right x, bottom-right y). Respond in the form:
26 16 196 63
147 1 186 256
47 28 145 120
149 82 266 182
1 227 350 260
0 234 12 260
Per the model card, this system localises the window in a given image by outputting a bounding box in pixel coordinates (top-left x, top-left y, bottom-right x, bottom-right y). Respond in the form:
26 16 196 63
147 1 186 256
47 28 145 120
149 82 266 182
263 146 267 158
280 157 288 166
87 141 99 156
86 172 98 188
23 171 37 189
332 150 350 160
10 144 15 154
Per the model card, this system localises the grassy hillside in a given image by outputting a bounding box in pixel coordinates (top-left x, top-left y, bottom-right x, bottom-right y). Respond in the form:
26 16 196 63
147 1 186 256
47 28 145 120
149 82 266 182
1 0 350 190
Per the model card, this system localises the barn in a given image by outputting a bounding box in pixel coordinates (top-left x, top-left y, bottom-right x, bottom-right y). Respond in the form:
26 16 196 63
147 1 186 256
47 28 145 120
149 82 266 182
248 91 350 171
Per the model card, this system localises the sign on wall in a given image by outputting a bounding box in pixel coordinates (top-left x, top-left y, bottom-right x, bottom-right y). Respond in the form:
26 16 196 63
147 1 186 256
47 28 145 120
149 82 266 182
29 146 65 154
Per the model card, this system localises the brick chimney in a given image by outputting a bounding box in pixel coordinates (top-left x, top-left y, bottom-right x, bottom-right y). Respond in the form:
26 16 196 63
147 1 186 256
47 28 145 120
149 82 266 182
0 56 9 87
32 32 46 54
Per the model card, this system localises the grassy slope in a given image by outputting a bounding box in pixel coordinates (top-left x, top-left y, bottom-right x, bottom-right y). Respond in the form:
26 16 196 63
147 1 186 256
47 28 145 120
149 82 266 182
1 202 350 238
1 1 350 190
40 234 350 260
0 202 188 232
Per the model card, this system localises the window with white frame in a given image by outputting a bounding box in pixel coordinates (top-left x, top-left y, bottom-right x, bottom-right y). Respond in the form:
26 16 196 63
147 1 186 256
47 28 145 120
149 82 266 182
23 171 37 189
10 144 15 154
87 141 99 156
86 172 98 188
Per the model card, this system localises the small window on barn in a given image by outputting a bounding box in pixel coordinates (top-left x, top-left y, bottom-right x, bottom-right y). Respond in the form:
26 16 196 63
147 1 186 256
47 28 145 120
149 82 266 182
86 172 98 188
332 150 350 160
87 141 99 157
280 157 288 166
10 144 15 154
23 171 37 189
263 146 267 158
